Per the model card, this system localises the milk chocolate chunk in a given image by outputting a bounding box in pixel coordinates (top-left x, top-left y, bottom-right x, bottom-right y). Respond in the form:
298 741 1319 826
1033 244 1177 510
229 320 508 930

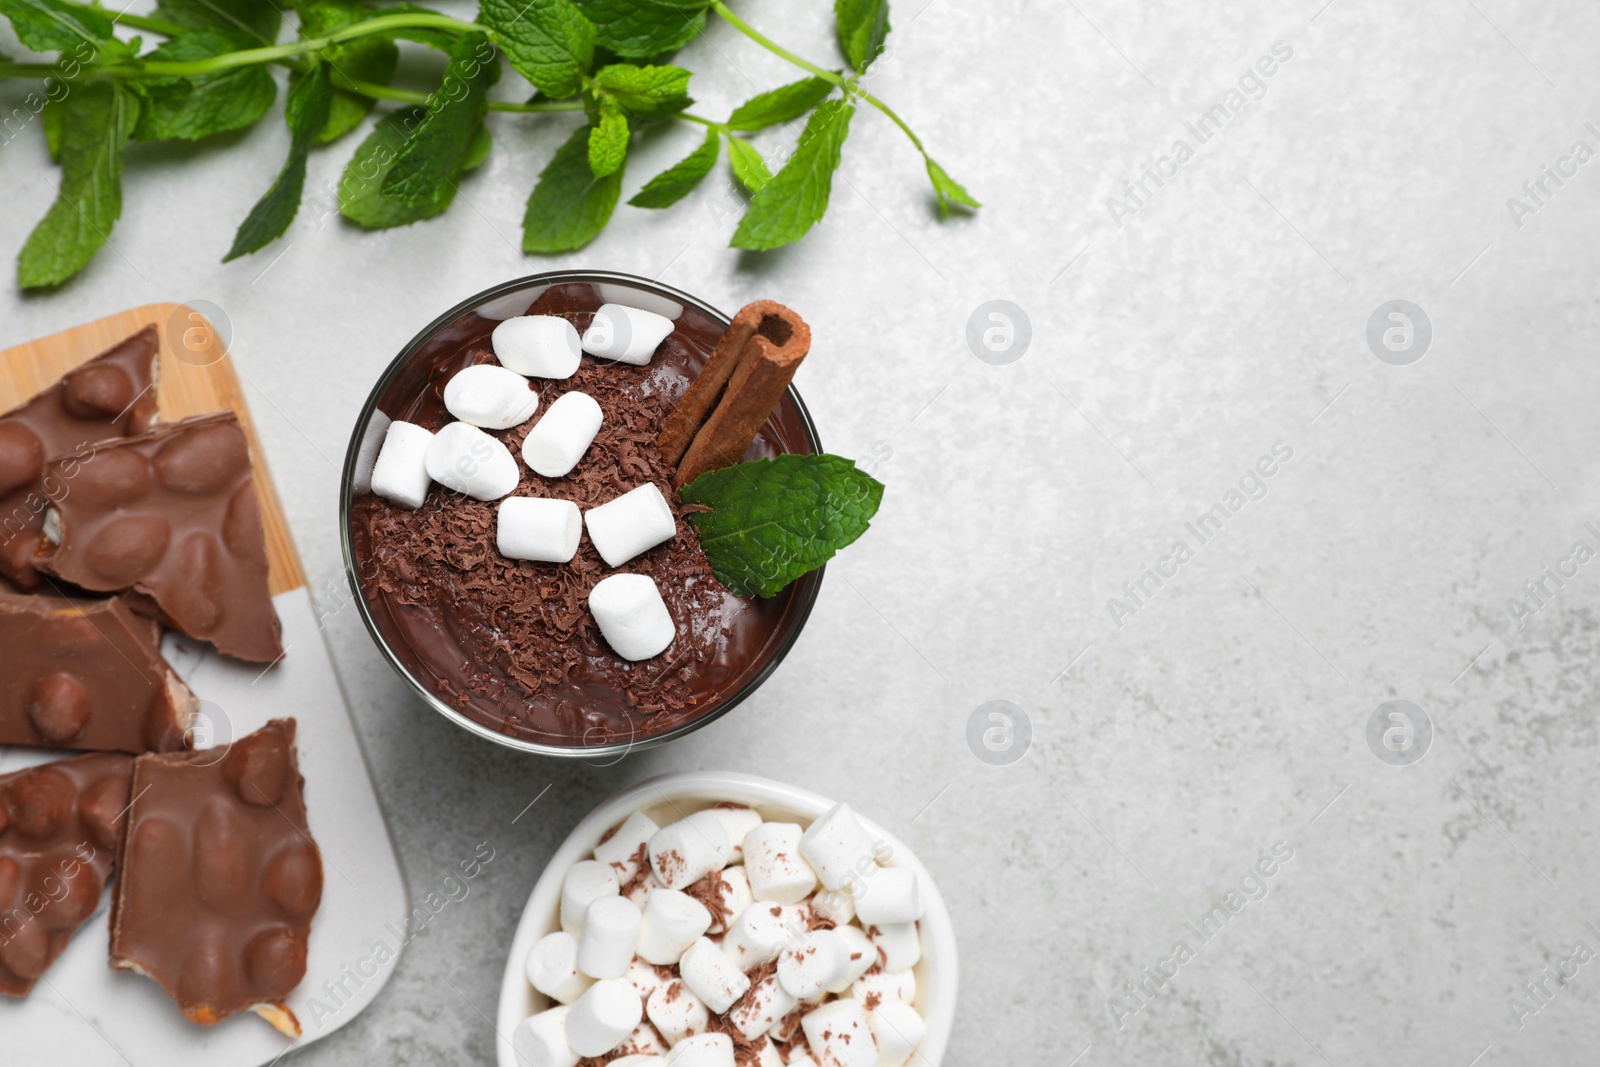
0 327 160 590
0 593 196 753
110 719 320 1036
0 752 133 997
35 412 283 664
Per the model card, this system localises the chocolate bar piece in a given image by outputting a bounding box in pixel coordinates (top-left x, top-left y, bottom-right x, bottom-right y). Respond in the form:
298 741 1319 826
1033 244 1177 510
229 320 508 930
0 327 160 590
34 412 284 663
110 719 320 1036
0 752 133 996
0 593 195 753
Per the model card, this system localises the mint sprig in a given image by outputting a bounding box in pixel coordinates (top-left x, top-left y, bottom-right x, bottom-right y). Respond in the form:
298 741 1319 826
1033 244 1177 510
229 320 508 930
1 0 978 288
681 454 884 599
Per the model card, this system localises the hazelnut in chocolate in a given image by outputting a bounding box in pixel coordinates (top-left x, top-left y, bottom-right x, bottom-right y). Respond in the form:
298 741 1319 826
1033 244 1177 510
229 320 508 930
0 752 133 997
34 411 284 664
109 718 321 1036
0 593 195 753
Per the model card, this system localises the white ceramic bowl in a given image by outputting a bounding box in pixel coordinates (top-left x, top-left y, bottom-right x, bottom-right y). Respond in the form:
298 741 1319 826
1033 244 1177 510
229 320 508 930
496 771 959 1066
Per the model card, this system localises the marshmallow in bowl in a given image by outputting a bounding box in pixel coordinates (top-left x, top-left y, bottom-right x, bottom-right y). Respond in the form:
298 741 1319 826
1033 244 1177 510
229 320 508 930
699 865 754 936
595 811 661 882
577 895 643 979
567 978 644 1056
493 315 583 379
627 959 670 1002
705 806 761 863
728 974 796 1040
848 968 916 1009
560 859 619 933
585 483 676 567
582 303 674 365
870 1001 927 1067
723 903 794 970
799 803 881 891
637 889 713 965
802 1000 878 1067
498 497 582 563
443 363 539 429
522 390 604 478
590 574 675 662
611 1058 667 1067
646 978 708 1045
662 1032 735 1067
851 866 924 926
424 421 520 500
777 928 851 1000
678 936 749 1013
369 420 433 509
648 811 729 889
826 924 877 994
513 1005 579 1067
526 931 594 1004
867 920 921 972
744 822 817 904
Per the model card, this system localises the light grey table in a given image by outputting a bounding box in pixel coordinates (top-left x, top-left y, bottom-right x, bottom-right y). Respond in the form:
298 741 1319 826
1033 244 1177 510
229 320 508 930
5 1 1600 1063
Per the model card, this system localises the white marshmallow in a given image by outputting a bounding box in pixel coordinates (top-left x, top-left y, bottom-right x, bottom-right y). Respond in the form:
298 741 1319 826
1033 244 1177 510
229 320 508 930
678 937 750 1014
869 1002 925 1067
628 959 670 1002
596 811 661 882
753 1040 784 1067
424 421 520 500
850 868 924 926
704 866 755 935
865 921 920 972
621 1022 668 1056
722 903 793 971
783 1056 818 1067
583 303 674 365
351 410 390 495
799 804 880 891
663 1033 735 1067
801 1000 877 1067
705 807 761 864
637 889 713 965
776 929 851 1001
560 859 619 934
494 315 583 379
729 974 797 1040
624 867 665 910
567 978 644 1057
577 895 643 979
808 884 855 926
847 969 915 1009
744 823 818 905
370 420 433 509
444 363 539 429
526 931 594 1004
611 1058 666 1067
585 483 677 567
826 925 876 994
498 497 581 563
649 813 729 890
590 574 675 661
646 978 708 1046
523 391 603 478
513 1006 580 1067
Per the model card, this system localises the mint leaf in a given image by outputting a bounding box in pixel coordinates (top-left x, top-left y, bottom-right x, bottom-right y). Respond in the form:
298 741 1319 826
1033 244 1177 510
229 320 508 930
731 97 853 250
134 31 277 141
569 0 705 59
154 0 280 44
463 122 492 170
925 156 978 216
587 96 628 177
224 63 333 260
297 0 400 143
724 132 769 192
833 0 888 74
381 31 497 205
522 120 621 251
18 81 137 288
726 75 833 131
0 0 111 51
478 0 594 98
341 107 475 227
591 62 690 121
681 454 883 598
628 126 716 207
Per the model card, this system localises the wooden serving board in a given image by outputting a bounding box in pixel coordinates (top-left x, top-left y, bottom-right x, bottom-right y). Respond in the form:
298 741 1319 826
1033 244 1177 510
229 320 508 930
0 306 407 1067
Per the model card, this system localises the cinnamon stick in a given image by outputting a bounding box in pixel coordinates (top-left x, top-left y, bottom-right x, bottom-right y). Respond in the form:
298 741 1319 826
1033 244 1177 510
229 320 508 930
661 301 810 488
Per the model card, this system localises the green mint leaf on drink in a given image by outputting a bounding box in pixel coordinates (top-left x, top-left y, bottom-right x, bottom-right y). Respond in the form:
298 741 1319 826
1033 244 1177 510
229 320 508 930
18 81 138 289
724 133 770 192
154 0 280 46
726 75 833 131
629 126 718 207
133 31 277 142
381 31 498 206
569 0 706 59
0 0 112 52
731 97 853 250
590 62 691 121
522 121 622 251
478 0 595 98
587 96 629 177
833 0 889 73
925 156 979 216
681 454 884 599
224 62 333 260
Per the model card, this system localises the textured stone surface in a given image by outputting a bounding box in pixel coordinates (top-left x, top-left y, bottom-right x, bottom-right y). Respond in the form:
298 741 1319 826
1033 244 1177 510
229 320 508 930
5 0 1600 1062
